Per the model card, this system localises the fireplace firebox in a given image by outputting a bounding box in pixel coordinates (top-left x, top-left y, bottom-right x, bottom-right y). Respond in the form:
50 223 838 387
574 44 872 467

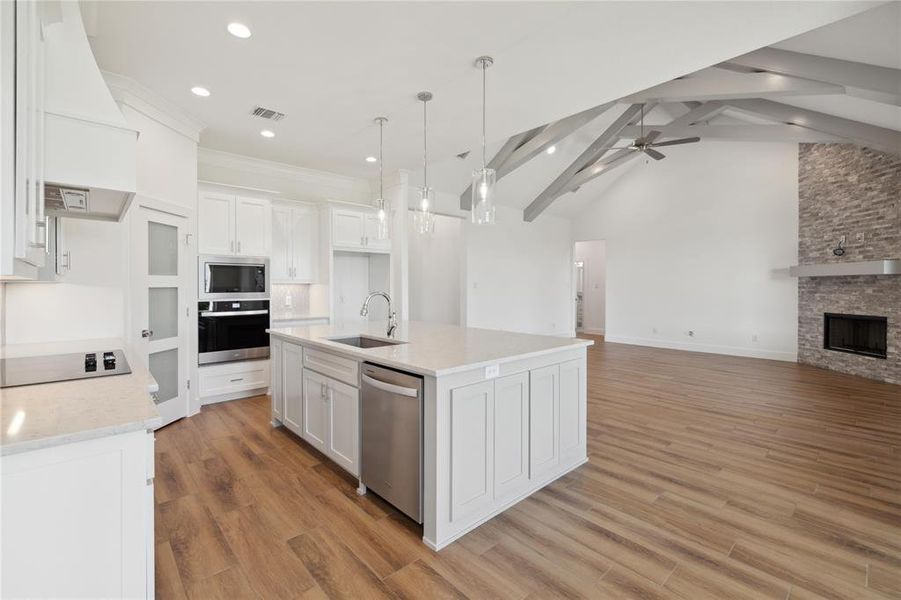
824 313 888 359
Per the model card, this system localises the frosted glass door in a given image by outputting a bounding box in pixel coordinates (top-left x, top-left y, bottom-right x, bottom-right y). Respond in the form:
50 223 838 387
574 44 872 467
131 205 191 429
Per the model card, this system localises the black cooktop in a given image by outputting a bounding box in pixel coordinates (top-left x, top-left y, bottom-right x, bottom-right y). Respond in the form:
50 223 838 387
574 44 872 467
0 350 131 388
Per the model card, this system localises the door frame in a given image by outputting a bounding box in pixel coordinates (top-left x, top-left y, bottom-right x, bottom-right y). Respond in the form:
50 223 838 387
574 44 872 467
127 196 197 425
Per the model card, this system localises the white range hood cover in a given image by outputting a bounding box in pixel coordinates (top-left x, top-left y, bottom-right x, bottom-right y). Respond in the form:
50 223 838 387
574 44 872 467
42 2 137 221
789 259 901 277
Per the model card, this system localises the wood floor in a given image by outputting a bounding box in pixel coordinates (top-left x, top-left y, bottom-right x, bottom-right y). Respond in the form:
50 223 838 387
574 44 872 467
155 337 901 599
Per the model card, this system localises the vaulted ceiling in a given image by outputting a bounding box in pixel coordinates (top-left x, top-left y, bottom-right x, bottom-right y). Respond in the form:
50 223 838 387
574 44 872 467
85 0 879 183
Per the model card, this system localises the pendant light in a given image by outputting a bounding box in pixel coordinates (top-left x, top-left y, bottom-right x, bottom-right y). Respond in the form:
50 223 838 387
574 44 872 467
471 56 496 225
373 116 390 240
414 91 436 235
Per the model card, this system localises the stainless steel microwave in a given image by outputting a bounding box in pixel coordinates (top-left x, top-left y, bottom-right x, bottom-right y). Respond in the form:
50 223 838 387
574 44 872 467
198 256 270 301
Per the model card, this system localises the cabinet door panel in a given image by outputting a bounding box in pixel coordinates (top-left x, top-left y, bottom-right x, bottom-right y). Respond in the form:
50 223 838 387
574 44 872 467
235 197 270 256
270 205 292 281
292 207 318 282
529 365 559 480
494 372 529 501
327 379 359 476
450 380 493 522
301 369 328 454
270 339 283 421
198 193 234 255
559 359 585 461
283 343 303 435
332 210 365 248
364 214 391 251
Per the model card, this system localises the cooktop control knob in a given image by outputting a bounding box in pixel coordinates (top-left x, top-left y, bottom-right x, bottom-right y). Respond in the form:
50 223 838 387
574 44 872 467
85 353 97 372
103 352 116 370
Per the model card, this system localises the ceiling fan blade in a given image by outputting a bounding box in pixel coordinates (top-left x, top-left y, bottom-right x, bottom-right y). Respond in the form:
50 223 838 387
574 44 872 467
642 130 661 144
650 136 701 148
644 148 666 161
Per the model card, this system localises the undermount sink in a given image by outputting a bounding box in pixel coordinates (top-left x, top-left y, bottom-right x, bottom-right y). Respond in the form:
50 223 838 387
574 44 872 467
328 336 405 349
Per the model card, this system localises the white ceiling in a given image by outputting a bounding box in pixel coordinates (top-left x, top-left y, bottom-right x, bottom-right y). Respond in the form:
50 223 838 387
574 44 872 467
426 2 901 218
86 0 877 184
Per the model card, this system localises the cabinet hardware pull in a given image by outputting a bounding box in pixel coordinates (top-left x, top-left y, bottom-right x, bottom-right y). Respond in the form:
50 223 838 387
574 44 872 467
230 377 244 382
237 241 242 253
230 240 234 252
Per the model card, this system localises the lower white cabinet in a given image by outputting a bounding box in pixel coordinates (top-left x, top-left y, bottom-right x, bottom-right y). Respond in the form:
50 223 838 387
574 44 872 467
559 359 586 462
199 359 270 401
1 430 154 599
300 367 359 475
450 380 494 522
283 342 304 435
529 364 560 480
493 372 530 501
271 338 284 421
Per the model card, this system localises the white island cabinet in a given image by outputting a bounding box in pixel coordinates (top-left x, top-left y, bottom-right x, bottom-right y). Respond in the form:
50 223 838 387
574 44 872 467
268 321 591 550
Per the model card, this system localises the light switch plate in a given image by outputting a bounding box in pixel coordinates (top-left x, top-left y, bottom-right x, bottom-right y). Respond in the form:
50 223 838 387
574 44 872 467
485 364 500 379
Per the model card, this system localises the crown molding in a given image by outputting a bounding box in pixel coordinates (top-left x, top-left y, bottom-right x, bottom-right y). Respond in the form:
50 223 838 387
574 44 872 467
102 71 205 142
198 147 371 196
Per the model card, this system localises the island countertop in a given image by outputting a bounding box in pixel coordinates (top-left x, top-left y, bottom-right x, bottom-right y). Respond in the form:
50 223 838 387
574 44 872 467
1 339 161 456
267 320 593 377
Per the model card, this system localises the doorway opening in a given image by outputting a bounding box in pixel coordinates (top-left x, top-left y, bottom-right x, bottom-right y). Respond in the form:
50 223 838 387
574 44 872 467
573 240 606 339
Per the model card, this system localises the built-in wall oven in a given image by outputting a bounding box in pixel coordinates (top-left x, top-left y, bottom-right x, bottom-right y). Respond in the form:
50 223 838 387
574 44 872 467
198 255 269 301
198 299 270 365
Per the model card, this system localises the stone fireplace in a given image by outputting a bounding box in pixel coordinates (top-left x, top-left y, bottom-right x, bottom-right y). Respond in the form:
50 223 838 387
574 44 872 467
797 144 900 384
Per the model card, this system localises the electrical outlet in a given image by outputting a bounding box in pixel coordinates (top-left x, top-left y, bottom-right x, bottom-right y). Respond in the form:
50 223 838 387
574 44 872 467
484 364 500 379
285 293 293 308
652 327 658 334
687 330 695 337
855 232 866 243
752 333 759 342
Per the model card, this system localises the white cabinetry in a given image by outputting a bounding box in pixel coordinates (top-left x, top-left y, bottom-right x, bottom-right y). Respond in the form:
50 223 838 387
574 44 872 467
283 342 304 434
1 0 49 279
493 372 530 501
300 367 360 476
198 191 270 256
332 208 390 252
272 203 319 282
450 380 494 522
199 359 270 402
529 364 560 480
1 430 155 599
271 338 284 422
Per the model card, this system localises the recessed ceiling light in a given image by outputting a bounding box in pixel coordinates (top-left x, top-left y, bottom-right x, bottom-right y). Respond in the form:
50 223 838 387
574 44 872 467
260 130 275 138
227 22 252 39
191 86 210 97
546 145 556 155
365 156 377 163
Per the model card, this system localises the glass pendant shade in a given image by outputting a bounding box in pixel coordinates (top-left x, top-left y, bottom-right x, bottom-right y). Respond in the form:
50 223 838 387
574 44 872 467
374 196 390 240
413 186 436 234
471 166 496 225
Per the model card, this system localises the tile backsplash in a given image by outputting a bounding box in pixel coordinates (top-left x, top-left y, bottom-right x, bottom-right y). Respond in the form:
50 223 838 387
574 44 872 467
270 283 329 320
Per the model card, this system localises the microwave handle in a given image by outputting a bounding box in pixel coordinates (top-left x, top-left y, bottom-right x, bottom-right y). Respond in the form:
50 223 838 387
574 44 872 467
200 309 269 317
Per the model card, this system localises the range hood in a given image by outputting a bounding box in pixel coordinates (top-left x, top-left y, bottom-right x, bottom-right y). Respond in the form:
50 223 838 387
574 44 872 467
789 259 901 277
42 2 137 221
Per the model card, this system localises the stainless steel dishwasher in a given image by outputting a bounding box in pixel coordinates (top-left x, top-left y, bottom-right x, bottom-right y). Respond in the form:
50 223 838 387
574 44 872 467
361 362 424 523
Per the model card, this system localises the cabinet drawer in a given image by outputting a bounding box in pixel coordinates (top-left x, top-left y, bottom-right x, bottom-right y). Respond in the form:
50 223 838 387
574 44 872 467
303 347 359 387
199 359 270 398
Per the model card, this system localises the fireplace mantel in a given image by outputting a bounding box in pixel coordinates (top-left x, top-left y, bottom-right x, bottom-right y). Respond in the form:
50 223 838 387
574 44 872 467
789 259 901 277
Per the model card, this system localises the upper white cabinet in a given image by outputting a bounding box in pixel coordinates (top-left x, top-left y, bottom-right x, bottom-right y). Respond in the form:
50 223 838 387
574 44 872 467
332 208 390 253
272 202 319 283
1 0 48 279
198 191 270 256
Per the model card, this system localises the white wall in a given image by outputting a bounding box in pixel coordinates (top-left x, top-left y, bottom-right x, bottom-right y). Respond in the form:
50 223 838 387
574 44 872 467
464 204 573 336
574 240 606 334
408 213 462 325
572 141 799 361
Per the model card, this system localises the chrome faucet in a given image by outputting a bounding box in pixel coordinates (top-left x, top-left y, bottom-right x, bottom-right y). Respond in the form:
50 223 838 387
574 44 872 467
360 291 398 338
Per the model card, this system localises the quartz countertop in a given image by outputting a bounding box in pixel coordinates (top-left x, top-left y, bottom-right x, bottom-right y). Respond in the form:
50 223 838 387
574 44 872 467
1 339 161 456
267 321 592 377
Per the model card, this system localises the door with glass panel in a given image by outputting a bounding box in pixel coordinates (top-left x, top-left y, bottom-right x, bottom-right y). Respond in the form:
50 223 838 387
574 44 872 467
131 205 190 428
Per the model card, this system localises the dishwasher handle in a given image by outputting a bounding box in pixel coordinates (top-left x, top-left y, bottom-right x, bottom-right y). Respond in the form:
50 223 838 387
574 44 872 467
362 373 419 397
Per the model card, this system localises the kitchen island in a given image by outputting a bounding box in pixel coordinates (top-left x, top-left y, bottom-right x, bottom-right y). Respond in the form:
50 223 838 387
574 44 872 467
267 321 592 550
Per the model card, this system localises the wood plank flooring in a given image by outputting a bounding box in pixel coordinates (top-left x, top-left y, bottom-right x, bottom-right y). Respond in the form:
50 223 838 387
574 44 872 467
155 337 901 599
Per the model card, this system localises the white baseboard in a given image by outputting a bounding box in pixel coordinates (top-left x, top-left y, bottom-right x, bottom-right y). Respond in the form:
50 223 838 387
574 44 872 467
604 335 797 362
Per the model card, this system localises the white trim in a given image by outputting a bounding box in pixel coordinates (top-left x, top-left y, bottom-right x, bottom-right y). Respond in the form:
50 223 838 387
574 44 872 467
604 335 797 362
200 388 270 406
198 147 370 196
102 71 205 142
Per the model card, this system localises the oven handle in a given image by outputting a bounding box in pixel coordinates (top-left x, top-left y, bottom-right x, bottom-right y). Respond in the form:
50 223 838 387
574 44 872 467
200 310 270 317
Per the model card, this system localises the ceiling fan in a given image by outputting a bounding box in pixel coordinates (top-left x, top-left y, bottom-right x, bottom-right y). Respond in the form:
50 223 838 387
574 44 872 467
609 104 701 160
